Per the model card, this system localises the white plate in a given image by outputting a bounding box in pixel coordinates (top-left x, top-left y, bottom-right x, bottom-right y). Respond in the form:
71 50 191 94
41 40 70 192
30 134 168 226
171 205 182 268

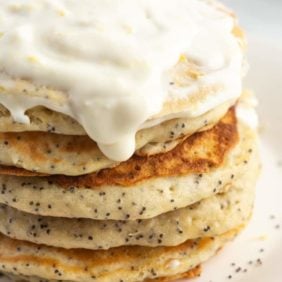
1 1 282 282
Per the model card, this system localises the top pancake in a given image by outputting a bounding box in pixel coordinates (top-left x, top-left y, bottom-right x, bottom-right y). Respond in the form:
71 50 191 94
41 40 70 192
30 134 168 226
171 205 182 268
0 21 245 135
0 0 245 140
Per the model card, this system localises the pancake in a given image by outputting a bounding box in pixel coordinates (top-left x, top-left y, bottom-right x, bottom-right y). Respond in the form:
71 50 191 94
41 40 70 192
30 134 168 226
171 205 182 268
0 96 232 137
0 156 259 249
0 115 257 220
0 227 241 282
3 266 202 282
0 102 235 176
0 0 245 141
48 107 238 186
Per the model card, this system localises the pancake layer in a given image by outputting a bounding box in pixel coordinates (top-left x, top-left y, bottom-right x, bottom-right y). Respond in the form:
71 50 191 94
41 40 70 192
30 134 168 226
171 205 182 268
0 102 235 176
0 227 241 282
3 267 201 282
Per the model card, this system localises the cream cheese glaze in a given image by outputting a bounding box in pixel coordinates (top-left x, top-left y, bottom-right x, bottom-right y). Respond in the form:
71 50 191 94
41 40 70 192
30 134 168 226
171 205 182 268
0 0 243 161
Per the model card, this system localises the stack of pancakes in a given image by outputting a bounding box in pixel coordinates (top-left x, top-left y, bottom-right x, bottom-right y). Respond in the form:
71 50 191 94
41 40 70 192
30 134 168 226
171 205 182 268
0 1 260 282
0 97 260 282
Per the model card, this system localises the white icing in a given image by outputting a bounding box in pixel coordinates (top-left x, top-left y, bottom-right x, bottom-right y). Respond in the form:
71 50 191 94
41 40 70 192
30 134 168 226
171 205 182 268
0 0 243 161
